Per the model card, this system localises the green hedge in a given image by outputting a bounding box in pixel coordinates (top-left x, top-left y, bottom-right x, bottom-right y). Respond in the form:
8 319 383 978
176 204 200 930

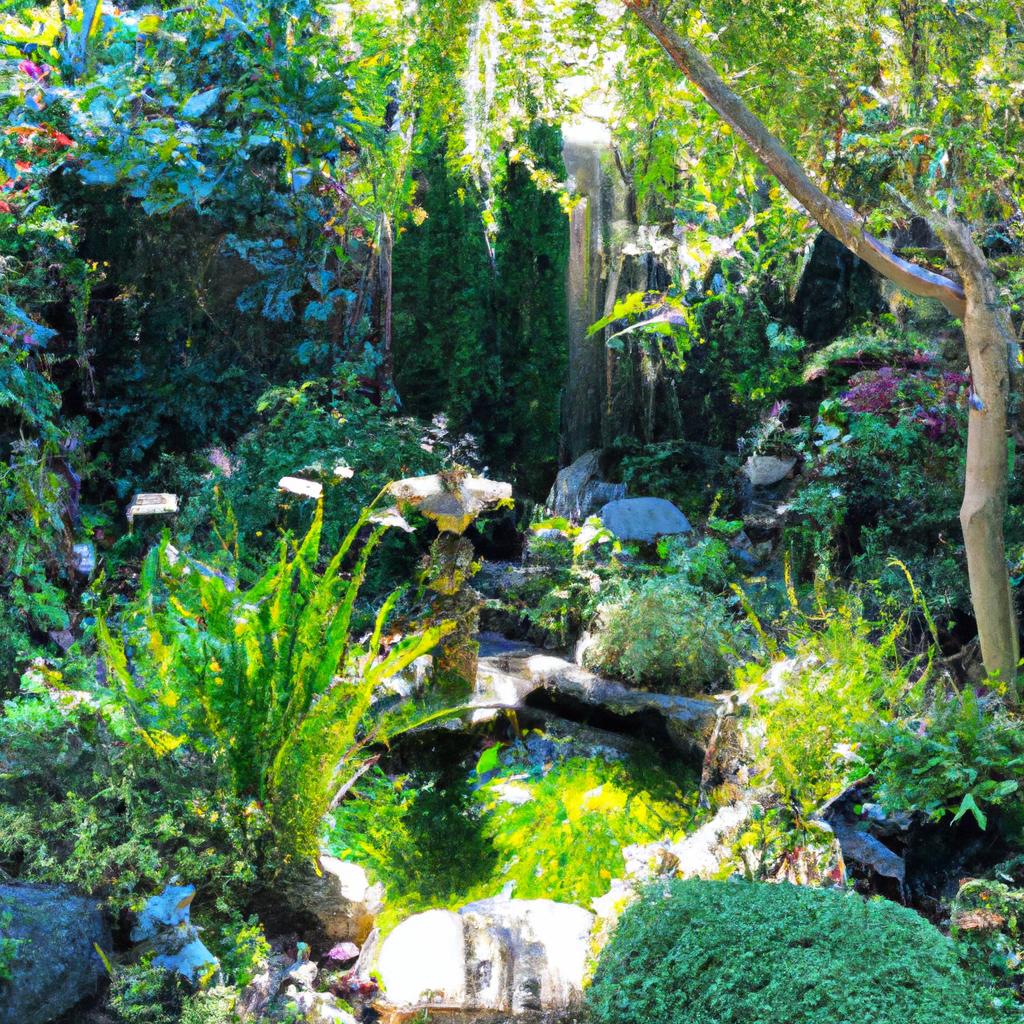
587 880 1016 1024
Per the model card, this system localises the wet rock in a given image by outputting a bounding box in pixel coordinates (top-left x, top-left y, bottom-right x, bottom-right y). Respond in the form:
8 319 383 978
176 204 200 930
545 450 625 522
599 497 691 543
375 898 593 1021
276 856 384 945
473 649 718 766
0 883 111 1024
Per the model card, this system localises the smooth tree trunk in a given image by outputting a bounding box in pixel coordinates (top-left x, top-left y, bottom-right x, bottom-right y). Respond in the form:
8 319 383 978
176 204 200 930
623 0 1019 696
936 218 1020 688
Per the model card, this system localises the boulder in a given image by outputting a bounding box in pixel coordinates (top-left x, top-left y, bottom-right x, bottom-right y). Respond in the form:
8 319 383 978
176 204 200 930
375 898 593 1021
599 497 691 543
545 451 625 522
473 648 718 767
0 883 111 1024
276 856 384 945
740 455 796 488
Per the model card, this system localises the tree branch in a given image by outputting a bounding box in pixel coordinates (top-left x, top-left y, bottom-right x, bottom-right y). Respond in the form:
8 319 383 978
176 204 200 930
622 0 967 319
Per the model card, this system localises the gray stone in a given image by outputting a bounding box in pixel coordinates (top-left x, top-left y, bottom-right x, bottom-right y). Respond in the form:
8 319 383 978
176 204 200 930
277 856 384 944
741 455 797 488
375 898 593 1020
472 648 718 766
599 497 691 543
0 883 111 1024
545 451 625 522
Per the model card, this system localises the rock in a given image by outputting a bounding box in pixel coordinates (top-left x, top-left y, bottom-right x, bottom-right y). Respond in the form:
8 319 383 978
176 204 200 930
599 497 691 543
0 883 111 1024
276 856 384 945
375 898 593 1020
71 542 95 575
740 455 796 488
473 648 718 767
545 450 625 522
131 883 218 985
790 231 882 344
590 804 752 952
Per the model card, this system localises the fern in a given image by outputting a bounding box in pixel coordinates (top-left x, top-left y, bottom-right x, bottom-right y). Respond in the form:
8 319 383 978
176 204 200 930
96 498 454 861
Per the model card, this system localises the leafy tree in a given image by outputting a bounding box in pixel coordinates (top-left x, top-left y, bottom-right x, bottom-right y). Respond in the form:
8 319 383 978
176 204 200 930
620 0 1024 695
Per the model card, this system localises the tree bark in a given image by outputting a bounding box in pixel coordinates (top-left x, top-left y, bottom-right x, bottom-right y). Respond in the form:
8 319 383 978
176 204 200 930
623 0 1019 695
935 218 1020 691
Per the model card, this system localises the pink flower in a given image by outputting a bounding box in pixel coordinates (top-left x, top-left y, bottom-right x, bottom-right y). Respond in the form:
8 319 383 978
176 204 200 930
18 61 47 81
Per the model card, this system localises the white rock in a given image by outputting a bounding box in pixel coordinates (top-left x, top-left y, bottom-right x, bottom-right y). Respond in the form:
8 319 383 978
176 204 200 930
741 455 797 488
278 476 323 499
375 899 594 1016
376 908 467 1006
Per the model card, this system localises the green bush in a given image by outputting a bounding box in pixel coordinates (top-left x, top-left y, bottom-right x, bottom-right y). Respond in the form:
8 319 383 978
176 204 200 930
169 378 438 588
0 684 263 913
740 590 918 811
870 689 1024 830
584 575 748 692
587 880 1017 1024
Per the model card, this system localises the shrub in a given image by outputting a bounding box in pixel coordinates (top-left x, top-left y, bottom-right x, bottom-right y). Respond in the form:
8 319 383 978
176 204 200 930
0 685 262 913
587 879 1017 1024
96 498 451 863
739 589 919 811
870 689 1024 831
169 378 439 588
584 575 748 692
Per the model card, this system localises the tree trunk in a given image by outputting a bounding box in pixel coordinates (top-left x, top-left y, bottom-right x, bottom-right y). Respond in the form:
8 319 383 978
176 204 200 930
935 219 1020 693
623 0 1019 695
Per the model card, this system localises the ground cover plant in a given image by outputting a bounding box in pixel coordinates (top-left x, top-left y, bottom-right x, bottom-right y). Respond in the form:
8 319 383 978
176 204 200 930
587 879 1019 1024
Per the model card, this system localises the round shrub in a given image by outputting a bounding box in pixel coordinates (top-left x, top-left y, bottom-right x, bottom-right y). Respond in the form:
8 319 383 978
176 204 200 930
584 577 747 692
587 879 1015 1024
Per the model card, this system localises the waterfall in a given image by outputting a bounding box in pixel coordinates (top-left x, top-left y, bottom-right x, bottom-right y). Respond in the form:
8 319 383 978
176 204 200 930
561 121 686 460
562 118 610 463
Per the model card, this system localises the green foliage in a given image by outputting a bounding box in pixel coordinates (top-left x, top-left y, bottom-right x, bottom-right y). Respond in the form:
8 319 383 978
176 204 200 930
952 865 1024 990
588 879 1017 1024
739 588 920 811
0 910 21 984
611 439 738 522
329 766 499 930
96 499 452 862
330 741 700 929
584 574 749 693
0 686 262 913
871 690 1024 831
213 911 271 990
473 749 699 906
170 376 438 586
393 124 567 495
108 955 183 1024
